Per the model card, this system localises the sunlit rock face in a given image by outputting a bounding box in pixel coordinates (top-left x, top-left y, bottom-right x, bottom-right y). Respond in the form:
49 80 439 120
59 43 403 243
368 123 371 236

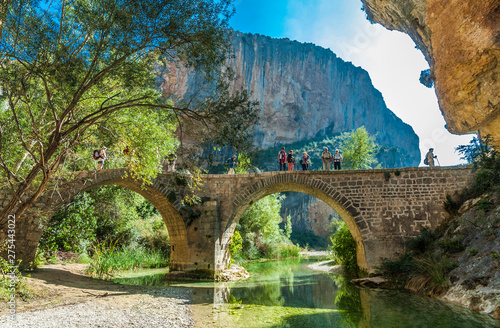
361 0 500 145
162 31 423 238
162 31 420 166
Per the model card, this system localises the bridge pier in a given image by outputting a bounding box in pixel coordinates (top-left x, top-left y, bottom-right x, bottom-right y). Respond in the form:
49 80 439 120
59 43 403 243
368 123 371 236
170 199 232 278
10 216 44 269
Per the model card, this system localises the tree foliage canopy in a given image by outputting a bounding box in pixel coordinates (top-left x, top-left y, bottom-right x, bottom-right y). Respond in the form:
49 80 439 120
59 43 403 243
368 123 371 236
0 0 258 227
342 126 378 169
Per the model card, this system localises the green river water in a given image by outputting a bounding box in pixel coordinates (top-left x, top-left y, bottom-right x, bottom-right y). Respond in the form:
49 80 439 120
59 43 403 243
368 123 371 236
111 258 500 328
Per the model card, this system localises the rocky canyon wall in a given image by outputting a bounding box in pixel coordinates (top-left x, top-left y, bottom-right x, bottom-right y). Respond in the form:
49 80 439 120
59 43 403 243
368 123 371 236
361 0 500 146
162 31 420 166
160 31 422 239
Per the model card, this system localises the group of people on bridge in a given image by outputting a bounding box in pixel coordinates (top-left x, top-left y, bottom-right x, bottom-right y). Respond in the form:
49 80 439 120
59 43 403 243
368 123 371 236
93 145 439 173
277 146 343 172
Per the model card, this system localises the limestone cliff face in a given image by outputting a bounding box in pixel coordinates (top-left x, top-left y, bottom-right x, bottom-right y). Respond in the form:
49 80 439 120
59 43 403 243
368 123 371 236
361 0 500 145
164 31 420 166
228 32 420 163
162 31 422 238
281 192 336 239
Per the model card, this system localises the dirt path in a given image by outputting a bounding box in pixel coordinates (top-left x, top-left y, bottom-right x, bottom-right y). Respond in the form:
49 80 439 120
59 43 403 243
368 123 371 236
1 263 193 327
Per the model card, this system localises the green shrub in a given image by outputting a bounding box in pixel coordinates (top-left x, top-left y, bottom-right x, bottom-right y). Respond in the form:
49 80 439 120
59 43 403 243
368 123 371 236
0 244 34 302
329 222 358 274
468 249 478 256
491 252 499 259
438 237 465 254
380 254 416 277
406 229 436 254
278 244 301 259
476 199 494 212
236 194 299 261
39 192 97 255
290 231 327 249
444 194 462 217
229 230 243 262
86 241 168 278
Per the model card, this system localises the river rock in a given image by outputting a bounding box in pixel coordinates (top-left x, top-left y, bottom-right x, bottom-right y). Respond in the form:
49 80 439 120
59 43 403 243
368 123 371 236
351 277 391 288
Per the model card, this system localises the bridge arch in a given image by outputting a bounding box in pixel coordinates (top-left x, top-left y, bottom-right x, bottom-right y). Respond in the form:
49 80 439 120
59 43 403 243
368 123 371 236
68 170 190 271
225 176 370 271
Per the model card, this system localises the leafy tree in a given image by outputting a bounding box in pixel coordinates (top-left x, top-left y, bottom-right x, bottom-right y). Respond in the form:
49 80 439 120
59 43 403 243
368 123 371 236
38 193 97 254
236 194 296 260
455 135 499 197
329 221 358 274
234 153 253 174
342 126 378 169
0 0 257 237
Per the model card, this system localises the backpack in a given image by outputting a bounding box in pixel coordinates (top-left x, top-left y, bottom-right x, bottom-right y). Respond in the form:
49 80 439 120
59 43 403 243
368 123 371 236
423 157 428 165
93 149 101 160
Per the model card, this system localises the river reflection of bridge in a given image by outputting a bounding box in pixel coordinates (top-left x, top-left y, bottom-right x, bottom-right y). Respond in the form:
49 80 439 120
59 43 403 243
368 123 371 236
193 261 500 328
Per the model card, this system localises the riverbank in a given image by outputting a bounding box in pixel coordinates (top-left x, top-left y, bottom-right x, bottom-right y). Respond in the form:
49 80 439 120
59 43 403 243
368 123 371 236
0 263 193 327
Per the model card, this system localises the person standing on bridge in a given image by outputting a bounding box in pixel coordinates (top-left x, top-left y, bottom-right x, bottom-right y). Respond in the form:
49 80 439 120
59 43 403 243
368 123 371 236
97 146 108 170
425 148 437 168
333 149 343 170
287 150 296 171
278 147 287 171
226 155 238 174
321 147 333 171
300 151 310 171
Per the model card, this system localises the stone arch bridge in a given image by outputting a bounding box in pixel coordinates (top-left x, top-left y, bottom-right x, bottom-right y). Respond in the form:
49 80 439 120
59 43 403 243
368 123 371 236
12 167 472 276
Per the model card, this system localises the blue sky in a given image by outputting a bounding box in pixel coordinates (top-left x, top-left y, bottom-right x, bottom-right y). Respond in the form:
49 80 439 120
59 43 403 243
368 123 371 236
230 0 473 166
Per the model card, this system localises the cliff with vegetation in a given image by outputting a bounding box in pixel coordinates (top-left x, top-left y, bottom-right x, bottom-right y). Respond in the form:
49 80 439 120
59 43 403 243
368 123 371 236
361 0 500 146
161 31 420 167
160 31 421 240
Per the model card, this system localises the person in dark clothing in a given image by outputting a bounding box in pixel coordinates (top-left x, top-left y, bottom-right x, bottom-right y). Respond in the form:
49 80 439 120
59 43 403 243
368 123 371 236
226 155 238 174
278 147 287 171
300 152 310 171
287 150 296 171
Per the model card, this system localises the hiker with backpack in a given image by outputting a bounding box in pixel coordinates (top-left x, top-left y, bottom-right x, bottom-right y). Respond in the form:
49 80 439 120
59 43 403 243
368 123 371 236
424 148 438 168
94 146 108 170
287 150 296 171
321 147 333 171
226 155 238 174
278 147 287 171
300 151 310 171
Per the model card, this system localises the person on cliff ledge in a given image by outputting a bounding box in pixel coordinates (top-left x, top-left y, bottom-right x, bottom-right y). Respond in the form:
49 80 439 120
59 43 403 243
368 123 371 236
278 147 287 171
425 148 437 168
321 147 333 171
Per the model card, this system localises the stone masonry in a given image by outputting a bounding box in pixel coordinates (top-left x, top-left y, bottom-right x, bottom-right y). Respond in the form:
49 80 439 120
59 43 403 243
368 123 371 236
2 166 473 276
